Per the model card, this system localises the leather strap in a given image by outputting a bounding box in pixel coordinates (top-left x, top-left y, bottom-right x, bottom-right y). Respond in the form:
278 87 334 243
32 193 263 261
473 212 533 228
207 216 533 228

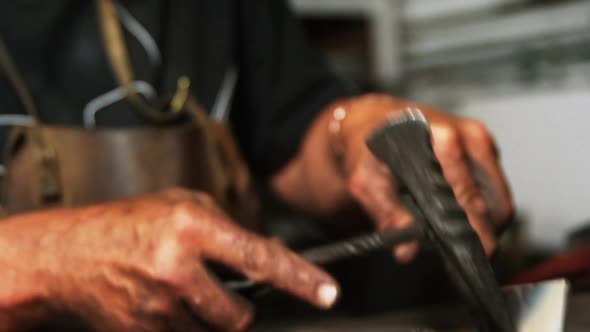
96 0 190 123
0 37 62 205
96 0 243 210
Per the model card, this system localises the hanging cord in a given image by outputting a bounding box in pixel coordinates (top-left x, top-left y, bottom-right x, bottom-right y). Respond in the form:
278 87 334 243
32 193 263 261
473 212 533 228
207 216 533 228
0 36 62 204
114 1 161 67
96 0 189 123
83 80 157 128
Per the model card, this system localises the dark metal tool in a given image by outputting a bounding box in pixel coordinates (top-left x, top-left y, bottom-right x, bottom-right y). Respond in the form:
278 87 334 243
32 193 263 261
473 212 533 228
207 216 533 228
366 108 514 332
301 223 422 264
225 224 424 291
227 108 514 331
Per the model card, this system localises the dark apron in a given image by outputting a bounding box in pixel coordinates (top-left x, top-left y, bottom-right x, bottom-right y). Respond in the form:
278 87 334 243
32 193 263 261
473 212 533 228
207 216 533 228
0 0 259 229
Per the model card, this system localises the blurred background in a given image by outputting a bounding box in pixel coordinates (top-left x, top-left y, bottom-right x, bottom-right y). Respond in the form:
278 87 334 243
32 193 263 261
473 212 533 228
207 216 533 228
291 0 590 254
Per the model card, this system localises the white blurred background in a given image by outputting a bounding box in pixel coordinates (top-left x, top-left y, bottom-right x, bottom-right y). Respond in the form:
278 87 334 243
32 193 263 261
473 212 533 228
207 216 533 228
291 0 590 251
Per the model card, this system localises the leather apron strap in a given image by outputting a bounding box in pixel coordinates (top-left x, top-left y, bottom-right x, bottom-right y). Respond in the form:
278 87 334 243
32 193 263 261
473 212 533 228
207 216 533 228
0 37 62 204
96 0 190 123
97 0 238 206
0 3 254 223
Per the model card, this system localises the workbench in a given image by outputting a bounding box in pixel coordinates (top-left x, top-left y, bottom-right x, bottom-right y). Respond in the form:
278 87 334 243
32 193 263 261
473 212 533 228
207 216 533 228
253 291 589 331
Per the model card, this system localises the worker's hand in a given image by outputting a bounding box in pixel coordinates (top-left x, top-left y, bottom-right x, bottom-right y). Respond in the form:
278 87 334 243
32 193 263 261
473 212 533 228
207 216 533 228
1 189 338 332
337 94 513 262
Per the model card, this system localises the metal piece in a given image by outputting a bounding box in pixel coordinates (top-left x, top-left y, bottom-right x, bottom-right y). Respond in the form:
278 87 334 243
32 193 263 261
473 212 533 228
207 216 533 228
226 224 423 291
210 66 238 124
366 108 514 331
302 224 422 265
170 76 191 114
83 81 157 128
504 279 569 332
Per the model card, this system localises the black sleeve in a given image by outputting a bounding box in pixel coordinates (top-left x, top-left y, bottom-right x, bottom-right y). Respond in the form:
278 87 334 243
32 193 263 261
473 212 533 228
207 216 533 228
231 0 356 178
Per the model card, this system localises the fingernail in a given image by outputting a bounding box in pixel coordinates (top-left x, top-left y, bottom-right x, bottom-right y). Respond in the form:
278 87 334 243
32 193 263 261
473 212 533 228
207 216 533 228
317 283 339 308
232 311 254 332
394 243 417 263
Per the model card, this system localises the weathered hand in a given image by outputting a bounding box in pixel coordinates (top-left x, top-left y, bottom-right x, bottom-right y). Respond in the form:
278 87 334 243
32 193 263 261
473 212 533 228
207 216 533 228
0 189 338 332
337 94 513 262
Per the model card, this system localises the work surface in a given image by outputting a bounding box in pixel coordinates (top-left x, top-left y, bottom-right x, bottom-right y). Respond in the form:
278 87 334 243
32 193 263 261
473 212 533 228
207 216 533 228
253 292 589 331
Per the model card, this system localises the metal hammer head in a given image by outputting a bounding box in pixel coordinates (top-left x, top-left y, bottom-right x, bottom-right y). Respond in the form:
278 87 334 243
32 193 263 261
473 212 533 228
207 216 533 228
366 108 515 332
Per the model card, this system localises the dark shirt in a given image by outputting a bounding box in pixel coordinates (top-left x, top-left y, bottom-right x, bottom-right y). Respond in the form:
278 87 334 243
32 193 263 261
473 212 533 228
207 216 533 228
0 0 353 176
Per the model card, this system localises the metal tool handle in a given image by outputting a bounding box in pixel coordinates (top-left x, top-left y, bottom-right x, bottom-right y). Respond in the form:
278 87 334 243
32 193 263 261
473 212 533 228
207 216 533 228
301 224 422 265
366 109 514 332
225 225 422 292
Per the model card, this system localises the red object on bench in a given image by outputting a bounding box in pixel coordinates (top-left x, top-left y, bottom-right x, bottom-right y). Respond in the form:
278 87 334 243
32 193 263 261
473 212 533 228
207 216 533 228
510 245 590 288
